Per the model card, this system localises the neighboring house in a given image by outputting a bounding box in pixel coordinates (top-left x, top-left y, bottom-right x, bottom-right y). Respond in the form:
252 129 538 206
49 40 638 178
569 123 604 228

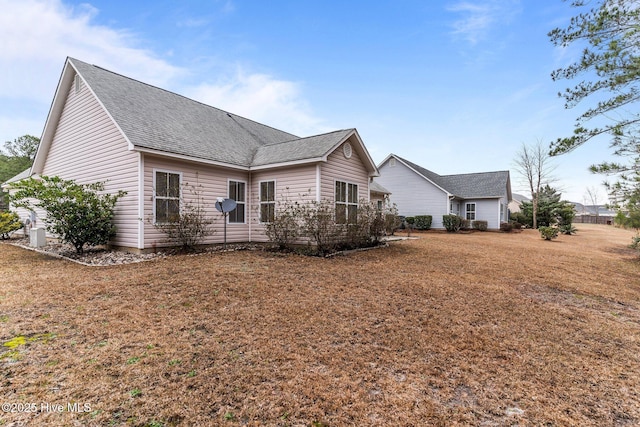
369 181 392 210
374 154 511 230
509 193 530 214
572 203 616 225
5 57 380 251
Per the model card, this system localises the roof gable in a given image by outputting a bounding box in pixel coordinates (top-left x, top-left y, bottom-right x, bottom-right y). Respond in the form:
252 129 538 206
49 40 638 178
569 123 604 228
252 129 354 167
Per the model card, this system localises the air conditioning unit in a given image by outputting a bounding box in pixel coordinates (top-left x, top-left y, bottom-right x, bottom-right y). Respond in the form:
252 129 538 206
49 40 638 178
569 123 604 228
29 228 46 248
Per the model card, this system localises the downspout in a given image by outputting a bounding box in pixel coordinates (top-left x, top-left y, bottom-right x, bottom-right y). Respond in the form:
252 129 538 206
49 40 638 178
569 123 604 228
316 164 321 202
248 170 252 242
137 152 145 250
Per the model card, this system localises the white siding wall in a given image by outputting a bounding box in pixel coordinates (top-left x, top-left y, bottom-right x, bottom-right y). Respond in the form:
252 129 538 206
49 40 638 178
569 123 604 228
143 156 251 248
463 199 500 230
249 165 318 242
40 75 139 247
376 158 449 228
320 139 370 203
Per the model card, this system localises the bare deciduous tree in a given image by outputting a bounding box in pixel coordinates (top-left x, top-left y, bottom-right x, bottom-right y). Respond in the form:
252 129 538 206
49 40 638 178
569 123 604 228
584 186 602 223
513 141 556 229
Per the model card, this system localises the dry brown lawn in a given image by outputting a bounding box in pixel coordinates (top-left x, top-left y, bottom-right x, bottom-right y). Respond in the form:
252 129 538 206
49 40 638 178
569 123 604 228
1 224 639 426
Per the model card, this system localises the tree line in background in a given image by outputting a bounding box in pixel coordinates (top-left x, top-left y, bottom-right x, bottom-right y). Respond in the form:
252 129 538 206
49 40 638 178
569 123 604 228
0 135 39 210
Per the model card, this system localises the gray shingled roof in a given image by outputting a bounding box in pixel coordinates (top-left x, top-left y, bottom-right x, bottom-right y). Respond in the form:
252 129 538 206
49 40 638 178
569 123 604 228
70 58 353 168
252 129 353 166
369 180 391 194
2 168 31 186
394 154 509 199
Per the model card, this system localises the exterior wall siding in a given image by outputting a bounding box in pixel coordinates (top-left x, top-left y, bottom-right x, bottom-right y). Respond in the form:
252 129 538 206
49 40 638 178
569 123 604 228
249 165 318 242
462 199 500 230
40 75 139 247
142 155 251 248
320 139 370 203
376 158 449 228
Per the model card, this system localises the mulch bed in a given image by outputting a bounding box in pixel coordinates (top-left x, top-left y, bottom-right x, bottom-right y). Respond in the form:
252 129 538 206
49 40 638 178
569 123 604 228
1 225 639 426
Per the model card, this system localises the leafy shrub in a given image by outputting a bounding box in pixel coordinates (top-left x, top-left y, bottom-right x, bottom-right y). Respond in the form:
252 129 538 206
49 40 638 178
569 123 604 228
10 176 126 253
539 226 559 240
461 219 471 230
630 234 640 250
0 211 23 239
510 211 529 228
559 224 577 235
472 220 488 231
500 222 513 232
442 214 464 232
413 215 432 230
405 217 415 228
511 221 523 230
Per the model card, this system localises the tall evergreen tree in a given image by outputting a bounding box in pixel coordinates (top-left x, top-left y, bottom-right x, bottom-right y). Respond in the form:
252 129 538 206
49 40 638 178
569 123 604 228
549 0 640 205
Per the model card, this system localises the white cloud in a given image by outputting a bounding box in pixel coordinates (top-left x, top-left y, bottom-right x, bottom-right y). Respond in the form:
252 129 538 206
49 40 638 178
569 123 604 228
184 69 329 137
447 0 521 45
0 0 327 142
0 0 184 102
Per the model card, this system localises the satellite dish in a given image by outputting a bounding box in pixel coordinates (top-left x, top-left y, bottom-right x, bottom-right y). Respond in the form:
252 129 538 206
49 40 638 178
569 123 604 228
214 198 237 249
215 198 237 213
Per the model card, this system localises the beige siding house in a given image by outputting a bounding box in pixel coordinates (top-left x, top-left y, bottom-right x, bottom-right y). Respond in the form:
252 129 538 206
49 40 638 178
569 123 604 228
16 57 379 251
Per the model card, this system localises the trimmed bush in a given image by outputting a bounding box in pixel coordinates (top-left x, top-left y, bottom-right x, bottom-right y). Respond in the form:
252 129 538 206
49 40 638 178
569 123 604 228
472 220 488 231
0 211 23 239
442 214 463 232
500 222 513 232
539 226 559 240
413 215 432 230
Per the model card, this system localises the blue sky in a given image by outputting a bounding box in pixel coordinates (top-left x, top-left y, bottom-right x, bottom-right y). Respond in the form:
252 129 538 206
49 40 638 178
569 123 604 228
0 0 618 203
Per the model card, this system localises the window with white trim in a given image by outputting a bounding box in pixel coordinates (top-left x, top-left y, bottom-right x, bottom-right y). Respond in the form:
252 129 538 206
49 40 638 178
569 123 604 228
154 171 180 223
466 203 476 221
228 180 246 223
260 180 275 223
335 181 358 224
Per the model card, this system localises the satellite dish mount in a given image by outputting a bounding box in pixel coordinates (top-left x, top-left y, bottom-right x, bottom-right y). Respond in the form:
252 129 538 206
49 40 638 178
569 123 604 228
215 197 237 248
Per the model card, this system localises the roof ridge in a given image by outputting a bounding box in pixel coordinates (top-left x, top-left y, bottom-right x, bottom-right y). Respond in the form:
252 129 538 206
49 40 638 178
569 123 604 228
440 170 509 178
262 128 354 147
391 154 442 178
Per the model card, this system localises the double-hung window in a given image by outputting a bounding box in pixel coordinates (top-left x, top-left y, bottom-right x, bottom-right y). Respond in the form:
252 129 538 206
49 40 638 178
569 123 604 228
228 180 246 223
155 170 181 223
466 203 476 221
335 181 358 224
260 181 275 223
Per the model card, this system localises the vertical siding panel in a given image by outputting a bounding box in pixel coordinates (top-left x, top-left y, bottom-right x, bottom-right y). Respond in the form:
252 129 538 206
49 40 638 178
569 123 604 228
40 76 139 247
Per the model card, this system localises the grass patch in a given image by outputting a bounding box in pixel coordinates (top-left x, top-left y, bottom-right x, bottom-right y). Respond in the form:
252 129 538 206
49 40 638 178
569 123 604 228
0 224 639 425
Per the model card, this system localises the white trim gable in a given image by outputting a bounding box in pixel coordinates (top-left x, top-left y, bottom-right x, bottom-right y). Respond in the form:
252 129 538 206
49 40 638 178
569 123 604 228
322 130 379 178
32 58 133 175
